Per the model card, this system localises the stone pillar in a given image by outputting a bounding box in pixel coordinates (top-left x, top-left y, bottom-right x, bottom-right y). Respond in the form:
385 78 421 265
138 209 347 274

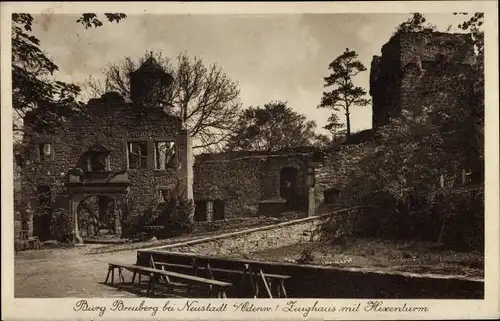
307 167 316 217
177 129 194 222
115 198 123 237
307 187 316 217
206 201 213 222
27 213 34 237
70 199 83 244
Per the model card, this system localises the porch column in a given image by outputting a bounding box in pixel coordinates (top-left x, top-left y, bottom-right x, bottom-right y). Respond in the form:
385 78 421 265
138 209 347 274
115 197 123 237
70 199 83 244
206 201 213 222
177 129 194 223
27 213 34 237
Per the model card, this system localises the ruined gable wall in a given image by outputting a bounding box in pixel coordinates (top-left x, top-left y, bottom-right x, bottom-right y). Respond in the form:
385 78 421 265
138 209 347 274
21 94 183 235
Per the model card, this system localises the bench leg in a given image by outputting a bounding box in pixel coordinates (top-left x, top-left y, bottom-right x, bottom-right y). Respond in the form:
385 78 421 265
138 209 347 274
255 276 260 298
274 280 281 298
147 274 156 297
218 288 228 299
279 280 287 298
111 267 115 285
132 271 136 284
105 267 111 284
119 267 125 284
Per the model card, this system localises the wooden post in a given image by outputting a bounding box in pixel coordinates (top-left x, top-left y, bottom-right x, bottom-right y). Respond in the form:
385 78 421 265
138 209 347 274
259 269 273 298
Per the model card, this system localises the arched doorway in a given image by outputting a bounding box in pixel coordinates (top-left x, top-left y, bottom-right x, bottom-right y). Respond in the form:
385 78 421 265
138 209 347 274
77 195 117 238
280 167 300 208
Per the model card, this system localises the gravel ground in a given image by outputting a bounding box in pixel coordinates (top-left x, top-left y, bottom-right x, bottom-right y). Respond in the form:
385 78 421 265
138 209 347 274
251 238 484 279
14 245 140 298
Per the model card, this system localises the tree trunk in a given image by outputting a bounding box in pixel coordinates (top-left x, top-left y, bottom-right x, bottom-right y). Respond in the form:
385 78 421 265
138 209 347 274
345 109 351 138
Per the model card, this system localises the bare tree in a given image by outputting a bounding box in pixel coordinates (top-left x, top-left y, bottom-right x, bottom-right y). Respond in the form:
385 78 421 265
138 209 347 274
85 51 242 152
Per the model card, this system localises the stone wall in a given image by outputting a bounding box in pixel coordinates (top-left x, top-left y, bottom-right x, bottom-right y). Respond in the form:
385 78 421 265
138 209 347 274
20 92 187 240
314 142 375 206
156 213 330 256
371 30 475 129
193 152 309 218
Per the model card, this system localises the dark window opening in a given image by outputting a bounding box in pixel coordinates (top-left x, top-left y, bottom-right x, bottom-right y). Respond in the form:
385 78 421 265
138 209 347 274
87 152 110 172
128 142 148 169
194 201 207 222
324 188 340 204
37 185 51 210
155 141 176 170
213 200 225 221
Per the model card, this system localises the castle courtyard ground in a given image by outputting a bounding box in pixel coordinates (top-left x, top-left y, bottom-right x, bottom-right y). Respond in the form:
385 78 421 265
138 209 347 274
14 245 139 298
14 235 483 298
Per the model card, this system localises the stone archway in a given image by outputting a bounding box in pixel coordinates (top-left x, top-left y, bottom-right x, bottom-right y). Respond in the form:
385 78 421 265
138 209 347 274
77 195 117 238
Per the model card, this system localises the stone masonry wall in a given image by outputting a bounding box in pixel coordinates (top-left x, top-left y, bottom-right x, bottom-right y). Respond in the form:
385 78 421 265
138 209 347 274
20 93 183 239
314 142 375 206
193 153 308 218
167 215 324 256
371 30 475 129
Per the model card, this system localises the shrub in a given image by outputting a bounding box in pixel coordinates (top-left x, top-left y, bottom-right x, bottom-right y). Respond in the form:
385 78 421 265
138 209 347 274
161 196 194 237
296 247 315 264
49 208 73 243
318 186 484 252
121 198 143 239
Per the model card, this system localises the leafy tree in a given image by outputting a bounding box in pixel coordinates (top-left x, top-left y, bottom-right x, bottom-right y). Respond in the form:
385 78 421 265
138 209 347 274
395 13 436 33
85 50 241 152
318 48 370 138
226 101 321 151
76 13 127 29
12 13 127 141
455 13 484 60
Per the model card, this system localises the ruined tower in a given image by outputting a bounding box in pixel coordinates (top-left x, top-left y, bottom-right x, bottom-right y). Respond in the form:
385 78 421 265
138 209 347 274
370 29 476 129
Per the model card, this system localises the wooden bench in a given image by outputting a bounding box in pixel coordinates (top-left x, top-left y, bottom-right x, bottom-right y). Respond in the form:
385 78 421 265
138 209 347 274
105 263 232 298
154 261 290 298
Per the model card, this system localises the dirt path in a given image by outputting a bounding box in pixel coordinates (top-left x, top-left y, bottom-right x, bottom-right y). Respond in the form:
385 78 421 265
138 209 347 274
15 245 141 297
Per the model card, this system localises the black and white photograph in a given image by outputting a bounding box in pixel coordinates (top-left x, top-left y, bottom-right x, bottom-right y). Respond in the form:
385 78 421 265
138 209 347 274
2 1 499 320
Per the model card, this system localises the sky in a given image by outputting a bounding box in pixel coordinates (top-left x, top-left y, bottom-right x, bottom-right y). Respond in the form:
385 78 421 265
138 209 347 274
30 13 469 135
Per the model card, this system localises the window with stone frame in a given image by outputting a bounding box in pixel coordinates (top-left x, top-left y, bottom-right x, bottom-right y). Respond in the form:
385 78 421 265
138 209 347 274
127 142 148 169
155 141 176 170
87 152 110 172
38 143 52 162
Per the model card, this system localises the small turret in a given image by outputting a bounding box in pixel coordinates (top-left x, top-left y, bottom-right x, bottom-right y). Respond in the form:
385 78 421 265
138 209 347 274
129 56 174 107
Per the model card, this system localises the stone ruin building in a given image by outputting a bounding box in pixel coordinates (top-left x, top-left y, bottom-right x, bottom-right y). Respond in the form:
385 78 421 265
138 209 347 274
15 29 481 243
193 29 481 220
17 57 193 243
